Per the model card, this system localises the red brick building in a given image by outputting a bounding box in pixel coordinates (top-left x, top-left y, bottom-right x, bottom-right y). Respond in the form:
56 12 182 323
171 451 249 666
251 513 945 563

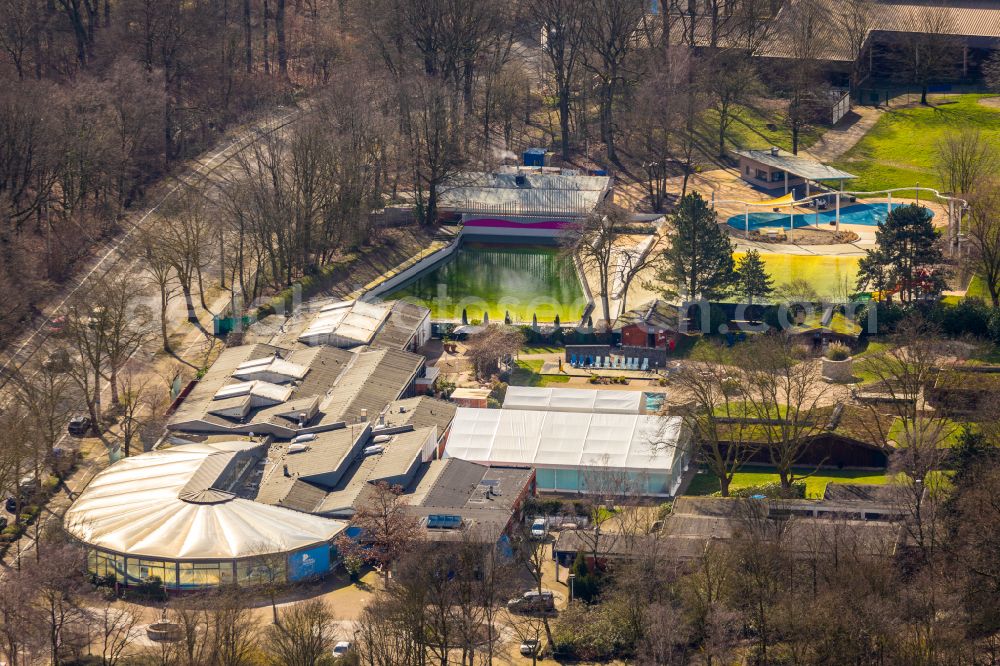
615 300 681 349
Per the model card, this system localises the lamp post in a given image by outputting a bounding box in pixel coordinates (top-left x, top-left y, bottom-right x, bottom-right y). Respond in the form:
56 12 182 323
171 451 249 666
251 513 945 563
568 573 576 603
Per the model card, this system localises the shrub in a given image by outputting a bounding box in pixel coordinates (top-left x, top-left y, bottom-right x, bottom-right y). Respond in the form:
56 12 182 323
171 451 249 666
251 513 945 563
727 481 806 499
826 342 851 361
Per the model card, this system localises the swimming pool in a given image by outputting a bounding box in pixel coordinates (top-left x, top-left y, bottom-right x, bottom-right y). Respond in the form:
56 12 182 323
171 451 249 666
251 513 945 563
726 202 933 232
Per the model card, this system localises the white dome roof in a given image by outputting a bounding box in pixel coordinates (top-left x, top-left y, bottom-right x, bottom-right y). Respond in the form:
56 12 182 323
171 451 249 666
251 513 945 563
64 441 345 560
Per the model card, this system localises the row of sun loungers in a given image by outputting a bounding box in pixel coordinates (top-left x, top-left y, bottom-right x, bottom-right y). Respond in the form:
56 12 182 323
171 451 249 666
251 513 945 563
569 355 649 371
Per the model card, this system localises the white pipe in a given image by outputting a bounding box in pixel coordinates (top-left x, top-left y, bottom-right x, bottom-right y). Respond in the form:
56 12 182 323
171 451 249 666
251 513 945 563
835 192 841 232
745 204 749 236
887 191 892 215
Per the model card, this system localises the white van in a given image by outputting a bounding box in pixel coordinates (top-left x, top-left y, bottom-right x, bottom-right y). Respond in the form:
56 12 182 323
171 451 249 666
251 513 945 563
530 517 548 540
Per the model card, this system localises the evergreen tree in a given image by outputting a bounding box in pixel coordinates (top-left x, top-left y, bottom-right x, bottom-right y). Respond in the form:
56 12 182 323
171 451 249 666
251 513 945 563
856 204 946 303
734 249 775 320
656 192 736 301
461 308 468 325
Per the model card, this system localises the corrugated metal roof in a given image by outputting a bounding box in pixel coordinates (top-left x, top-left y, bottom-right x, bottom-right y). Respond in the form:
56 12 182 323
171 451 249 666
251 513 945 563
439 171 611 216
735 149 857 181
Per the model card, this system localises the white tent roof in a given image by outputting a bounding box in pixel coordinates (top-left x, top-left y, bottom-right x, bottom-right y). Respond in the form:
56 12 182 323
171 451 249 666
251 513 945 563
64 442 346 560
502 386 643 414
298 300 391 346
444 408 686 471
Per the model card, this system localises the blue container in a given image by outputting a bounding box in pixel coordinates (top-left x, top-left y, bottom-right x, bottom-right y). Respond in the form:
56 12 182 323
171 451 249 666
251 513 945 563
523 148 546 167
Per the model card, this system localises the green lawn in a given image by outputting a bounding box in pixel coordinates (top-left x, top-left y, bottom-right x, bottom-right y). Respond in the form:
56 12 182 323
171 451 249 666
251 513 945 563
708 102 823 154
888 417 967 448
509 359 571 387
686 467 889 499
830 95 1000 193
521 345 563 355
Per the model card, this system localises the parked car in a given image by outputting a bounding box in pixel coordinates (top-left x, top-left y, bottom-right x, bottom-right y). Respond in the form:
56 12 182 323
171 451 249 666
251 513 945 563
507 590 555 614
46 316 67 335
67 415 91 437
4 497 17 514
332 641 352 658
530 517 548 540
43 348 71 371
519 639 541 656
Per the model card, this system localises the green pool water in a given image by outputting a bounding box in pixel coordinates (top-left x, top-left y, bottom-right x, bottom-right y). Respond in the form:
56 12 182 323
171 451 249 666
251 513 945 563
385 242 588 323
733 252 860 300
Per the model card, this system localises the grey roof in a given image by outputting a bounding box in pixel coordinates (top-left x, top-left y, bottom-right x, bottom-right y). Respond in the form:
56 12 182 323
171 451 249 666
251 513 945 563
614 299 681 332
370 301 430 351
382 397 458 434
258 426 434 515
439 171 611 216
662 0 1000 63
318 348 424 425
168 344 423 436
735 149 857 181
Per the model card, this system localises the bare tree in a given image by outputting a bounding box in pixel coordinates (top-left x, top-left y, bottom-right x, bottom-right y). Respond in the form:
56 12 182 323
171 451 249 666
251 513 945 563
894 5 960 105
854 319 959 560
157 194 214 320
579 0 647 162
965 179 1000 306
262 599 336 666
936 128 999 197
835 0 877 93
668 347 758 497
89 597 142 666
335 481 421 581
530 0 585 160
465 324 524 379
738 335 830 493
205 590 259 666
562 204 630 328
706 51 761 157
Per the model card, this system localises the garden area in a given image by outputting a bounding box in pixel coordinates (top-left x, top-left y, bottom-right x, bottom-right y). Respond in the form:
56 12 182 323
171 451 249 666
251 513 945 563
685 467 889 499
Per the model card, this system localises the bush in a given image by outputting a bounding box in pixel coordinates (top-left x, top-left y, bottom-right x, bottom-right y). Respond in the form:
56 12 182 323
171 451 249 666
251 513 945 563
727 481 806 499
826 342 851 361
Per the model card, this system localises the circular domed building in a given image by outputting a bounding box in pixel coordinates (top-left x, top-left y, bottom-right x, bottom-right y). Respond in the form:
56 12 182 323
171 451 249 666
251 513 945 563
64 440 346 590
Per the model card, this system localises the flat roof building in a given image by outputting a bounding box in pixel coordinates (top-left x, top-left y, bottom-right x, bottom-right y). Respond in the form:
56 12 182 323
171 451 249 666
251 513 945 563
444 407 691 496
734 148 857 194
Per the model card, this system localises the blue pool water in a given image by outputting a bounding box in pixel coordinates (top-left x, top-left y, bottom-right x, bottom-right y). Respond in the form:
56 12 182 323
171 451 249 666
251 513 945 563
644 392 666 412
726 203 933 232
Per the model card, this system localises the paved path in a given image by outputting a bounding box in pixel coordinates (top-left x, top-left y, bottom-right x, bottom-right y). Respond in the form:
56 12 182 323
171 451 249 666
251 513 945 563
804 106 883 162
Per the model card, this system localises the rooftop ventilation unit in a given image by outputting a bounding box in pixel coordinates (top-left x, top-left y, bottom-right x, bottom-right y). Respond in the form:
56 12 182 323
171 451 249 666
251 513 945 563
291 433 317 444
287 443 309 454
363 445 385 456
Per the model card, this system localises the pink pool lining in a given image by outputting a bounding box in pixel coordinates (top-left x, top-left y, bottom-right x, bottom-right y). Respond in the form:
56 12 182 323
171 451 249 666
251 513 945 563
464 218 573 230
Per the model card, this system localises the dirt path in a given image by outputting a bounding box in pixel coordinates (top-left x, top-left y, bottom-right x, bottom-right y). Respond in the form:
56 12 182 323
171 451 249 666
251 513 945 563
804 106 883 162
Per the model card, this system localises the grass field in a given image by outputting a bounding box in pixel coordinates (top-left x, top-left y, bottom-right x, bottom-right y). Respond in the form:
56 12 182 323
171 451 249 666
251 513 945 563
830 95 1000 193
708 102 823 154
509 359 571 387
686 467 889 499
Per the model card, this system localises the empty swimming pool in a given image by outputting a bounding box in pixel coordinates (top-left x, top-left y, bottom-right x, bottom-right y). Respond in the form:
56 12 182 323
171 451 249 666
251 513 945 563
726 202 933 232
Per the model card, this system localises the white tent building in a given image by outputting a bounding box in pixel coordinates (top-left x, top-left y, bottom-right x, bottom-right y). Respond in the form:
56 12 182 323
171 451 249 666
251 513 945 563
444 408 690 496
64 441 346 590
502 386 644 414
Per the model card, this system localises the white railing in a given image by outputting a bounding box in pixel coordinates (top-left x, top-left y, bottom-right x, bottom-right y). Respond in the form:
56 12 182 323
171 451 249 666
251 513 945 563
711 186 969 254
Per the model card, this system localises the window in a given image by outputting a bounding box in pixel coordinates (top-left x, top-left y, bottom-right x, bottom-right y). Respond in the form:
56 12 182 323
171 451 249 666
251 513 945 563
237 558 286 586
772 171 784 182
89 550 126 583
178 562 228 588
755 169 768 180
126 557 176 587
